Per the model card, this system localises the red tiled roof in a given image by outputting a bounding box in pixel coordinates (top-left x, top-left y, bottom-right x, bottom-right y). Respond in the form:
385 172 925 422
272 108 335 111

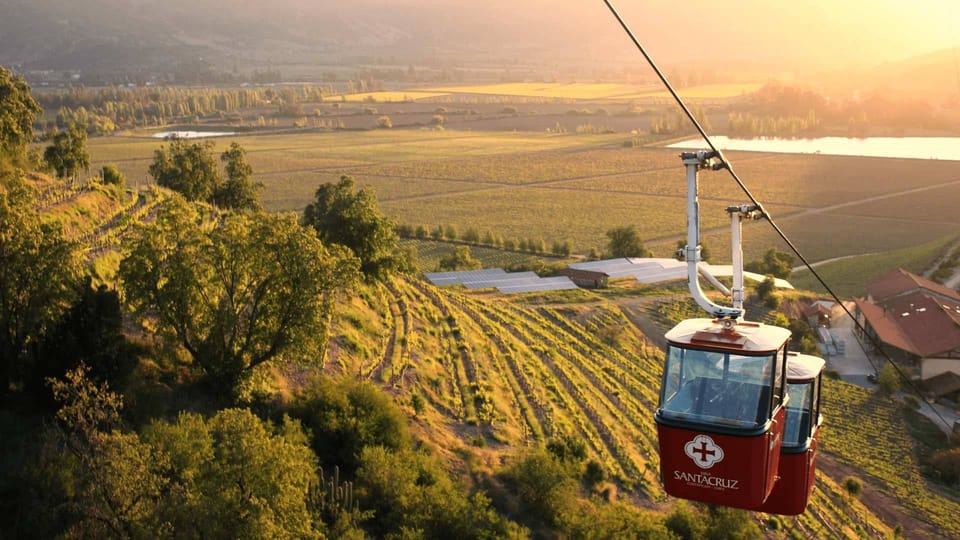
855 298 918 354
867 268 960 304
855 292 960 357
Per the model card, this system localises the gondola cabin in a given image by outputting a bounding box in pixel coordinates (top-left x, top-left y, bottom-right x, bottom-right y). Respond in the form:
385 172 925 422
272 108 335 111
656 318 790 509
757 353 825 515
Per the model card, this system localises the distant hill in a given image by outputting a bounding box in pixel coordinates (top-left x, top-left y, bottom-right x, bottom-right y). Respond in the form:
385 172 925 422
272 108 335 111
3 0 956 86
818 48 960 103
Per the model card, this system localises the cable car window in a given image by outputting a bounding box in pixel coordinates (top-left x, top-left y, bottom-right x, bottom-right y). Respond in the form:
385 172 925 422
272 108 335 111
782 380 814 447
660 345 776 429
773 348 785 409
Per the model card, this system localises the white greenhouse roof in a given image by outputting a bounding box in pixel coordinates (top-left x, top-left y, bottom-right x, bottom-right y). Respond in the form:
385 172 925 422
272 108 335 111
569 258 793 289
425 269 576 295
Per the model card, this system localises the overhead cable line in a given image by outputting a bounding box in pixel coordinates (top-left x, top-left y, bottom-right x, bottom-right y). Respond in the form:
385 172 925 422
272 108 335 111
602 0 953 431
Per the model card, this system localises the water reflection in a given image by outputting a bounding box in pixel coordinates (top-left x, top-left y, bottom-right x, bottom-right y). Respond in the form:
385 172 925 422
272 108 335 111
151 131 236 139
667 136 960 161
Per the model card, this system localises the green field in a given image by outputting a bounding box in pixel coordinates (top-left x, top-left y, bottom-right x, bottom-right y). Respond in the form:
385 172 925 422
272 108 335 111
790 233 960 297
85 127 960 289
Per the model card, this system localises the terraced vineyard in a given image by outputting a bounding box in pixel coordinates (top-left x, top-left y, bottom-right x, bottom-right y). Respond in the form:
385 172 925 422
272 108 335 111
325 275 960 537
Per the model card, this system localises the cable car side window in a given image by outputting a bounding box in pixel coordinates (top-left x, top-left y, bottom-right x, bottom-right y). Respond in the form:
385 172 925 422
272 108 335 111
660 345 777 429
782 380 814 447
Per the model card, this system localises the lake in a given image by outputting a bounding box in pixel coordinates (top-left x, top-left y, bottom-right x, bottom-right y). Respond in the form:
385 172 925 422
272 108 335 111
666 136 960 161
151 130 236 139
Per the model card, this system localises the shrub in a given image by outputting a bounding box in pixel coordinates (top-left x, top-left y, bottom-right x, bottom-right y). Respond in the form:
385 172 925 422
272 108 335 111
288 376 409 475
877 363 901 395
100 163 125 186
930 448 960 484
665 501 706 540
843 476 863 498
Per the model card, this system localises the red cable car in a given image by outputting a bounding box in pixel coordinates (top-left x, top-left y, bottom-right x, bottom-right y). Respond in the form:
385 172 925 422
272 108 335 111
654 150 818 512
757 353 825 515
656 318 790 509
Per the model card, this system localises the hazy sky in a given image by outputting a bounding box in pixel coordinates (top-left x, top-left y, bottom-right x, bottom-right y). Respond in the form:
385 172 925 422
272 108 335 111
567 0 960 67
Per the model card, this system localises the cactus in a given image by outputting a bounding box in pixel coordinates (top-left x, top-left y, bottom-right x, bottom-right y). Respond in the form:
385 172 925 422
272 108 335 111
310 465 357 515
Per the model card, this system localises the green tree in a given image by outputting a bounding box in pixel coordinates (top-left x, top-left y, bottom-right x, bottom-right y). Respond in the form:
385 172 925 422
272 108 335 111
665 501 707 540
43 123 90 181
100 163 126 187
45 365 167 538
45 367 326 538
120 197 360 395
302 175 401 280
0 173 81 396
148 137 221 202
606 225 651 258
745 248 794 279
289 376 410 476
503 449 579 531
0 66 41 164
215 142 262 211
35 278 134 394
756 275 778 306
356 446 520 538
438 246 481 271
930 448 960 485
143 409 322 539
705 505 761 540
877 362 901 395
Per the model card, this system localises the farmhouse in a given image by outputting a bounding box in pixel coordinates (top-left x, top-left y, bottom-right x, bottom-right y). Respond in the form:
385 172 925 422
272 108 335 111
557 267 609 288
853 269 960 397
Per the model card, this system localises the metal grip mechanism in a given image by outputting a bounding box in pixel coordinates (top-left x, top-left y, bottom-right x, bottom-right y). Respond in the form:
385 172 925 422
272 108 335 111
681 151 743 321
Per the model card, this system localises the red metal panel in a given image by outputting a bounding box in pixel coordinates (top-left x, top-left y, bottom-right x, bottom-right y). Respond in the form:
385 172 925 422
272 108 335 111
657 407 785 509
758 427 820 515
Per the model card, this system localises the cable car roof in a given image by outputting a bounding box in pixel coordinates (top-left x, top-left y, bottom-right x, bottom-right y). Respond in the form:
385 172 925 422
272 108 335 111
786 353 825 382
665 318 792 353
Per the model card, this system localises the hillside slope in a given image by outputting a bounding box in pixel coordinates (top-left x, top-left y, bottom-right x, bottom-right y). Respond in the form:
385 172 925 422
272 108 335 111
327 277 960 537
32 169 959 537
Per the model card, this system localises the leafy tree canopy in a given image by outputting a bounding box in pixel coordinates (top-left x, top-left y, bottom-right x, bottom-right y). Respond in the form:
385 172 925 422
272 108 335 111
302 175 401 281
44 366 325 538
0 172 81 397
43 122 90 181
745 248 794 279
148 137 221 203
289 376 409 476
148 139 261 211
0 66 41 163
216 141 262 211
100 163 125 187
605 225 651 259
438 245 481 272
119 196 360 396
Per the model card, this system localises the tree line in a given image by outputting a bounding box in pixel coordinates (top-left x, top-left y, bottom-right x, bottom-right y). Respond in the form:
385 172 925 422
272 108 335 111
34 85 337 134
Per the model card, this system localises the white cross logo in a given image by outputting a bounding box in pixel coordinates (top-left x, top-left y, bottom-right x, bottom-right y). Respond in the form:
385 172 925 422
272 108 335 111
685 434 724 469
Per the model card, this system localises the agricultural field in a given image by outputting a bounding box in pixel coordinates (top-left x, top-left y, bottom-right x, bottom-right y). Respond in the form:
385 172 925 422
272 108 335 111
336 91 451 102
420 82 762 101
790 234 959 298
85 126 960 295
